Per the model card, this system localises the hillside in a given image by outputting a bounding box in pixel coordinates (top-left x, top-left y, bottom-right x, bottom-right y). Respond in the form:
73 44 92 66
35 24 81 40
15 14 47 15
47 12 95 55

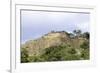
21 31 89 63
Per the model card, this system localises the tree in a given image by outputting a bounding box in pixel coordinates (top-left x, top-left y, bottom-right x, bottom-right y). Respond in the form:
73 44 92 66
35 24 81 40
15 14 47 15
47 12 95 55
83 32 89 39
73 29 81 37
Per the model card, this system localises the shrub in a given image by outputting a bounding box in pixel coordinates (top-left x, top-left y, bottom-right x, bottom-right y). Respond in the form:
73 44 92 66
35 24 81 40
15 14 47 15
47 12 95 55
39 44 80 61
21 48 29 63
81 49 89 59
68 48 76 54
64 54 80 60
40 45 67 61
28 56 45 62
80 41 89 49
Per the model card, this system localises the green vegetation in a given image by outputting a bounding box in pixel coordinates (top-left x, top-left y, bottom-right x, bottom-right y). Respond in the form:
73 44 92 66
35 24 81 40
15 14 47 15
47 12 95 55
73 29 81 37
82 32 89 39
81 49 89 59
41 44 69 61
80 41 89 59
80 41 89 50
21 48 29 63
21 30 90 63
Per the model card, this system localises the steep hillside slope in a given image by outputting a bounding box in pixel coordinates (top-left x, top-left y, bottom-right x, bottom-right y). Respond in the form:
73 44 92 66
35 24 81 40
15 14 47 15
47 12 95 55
21 31 89 63
21 31 71 56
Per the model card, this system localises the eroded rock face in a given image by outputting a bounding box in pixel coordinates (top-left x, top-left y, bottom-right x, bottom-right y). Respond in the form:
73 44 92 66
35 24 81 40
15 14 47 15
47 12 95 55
21 31 90 63
21 31 71 56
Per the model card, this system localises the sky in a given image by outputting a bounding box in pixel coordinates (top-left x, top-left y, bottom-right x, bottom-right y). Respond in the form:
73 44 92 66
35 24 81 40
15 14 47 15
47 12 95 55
21 10 90 43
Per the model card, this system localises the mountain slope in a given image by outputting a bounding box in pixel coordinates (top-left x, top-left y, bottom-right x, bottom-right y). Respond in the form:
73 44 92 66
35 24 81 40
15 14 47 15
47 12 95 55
21 31 89 63
21 31 71 56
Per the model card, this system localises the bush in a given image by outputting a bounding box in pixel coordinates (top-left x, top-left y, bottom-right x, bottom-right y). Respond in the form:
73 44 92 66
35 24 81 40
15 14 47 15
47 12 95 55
68 48 76 54
64 54 80 60
80 41 89 49
41 45 66 61
21 44 88 62
21 48 29 63
81 49 89 59
28 56 45 62
39 44 80 61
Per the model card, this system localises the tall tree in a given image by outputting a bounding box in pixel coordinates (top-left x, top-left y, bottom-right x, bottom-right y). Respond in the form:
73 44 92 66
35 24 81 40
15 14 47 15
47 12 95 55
73 29 81 37
83 32 89 39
